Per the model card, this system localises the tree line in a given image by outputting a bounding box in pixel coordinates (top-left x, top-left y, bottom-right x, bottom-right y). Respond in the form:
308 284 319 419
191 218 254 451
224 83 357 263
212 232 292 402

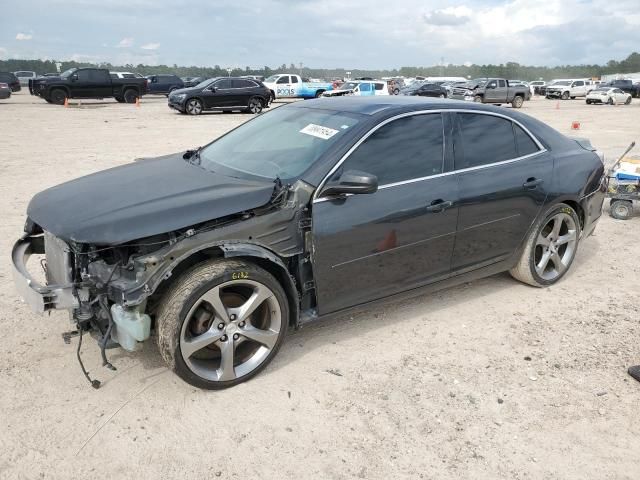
2 52 639 81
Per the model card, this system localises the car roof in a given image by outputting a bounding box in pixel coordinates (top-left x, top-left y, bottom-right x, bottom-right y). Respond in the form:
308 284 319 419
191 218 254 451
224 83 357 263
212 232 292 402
288 96 517 116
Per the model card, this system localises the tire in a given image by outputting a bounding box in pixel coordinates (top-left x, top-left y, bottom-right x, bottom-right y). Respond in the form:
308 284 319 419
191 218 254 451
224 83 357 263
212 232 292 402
439 93 446 98
473 95 483 103
155 259 289 389
607 97 614 105
50 89 67 105
625 97 632 105
246 96 263 114
586 100 591 104
570 96 576 100
115 96 125 103
123 89 138 104
394 88 400 95
511 96 524 108
185 98 203 115
561 92 570 100
314 90 324 98
545 95 551 99
510 203 581 287
609 200 633 220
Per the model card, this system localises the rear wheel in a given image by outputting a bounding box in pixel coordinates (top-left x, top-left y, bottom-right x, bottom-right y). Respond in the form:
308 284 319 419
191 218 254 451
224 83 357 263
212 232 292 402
314 90 324 98
246 96 263 114
511 96 524 108
155 259 289 389
185 98 203 115
439 93 446 98
123 89 138 104
610 200 633 220
50 89 67 105
625 96 632 105
510 203 581 287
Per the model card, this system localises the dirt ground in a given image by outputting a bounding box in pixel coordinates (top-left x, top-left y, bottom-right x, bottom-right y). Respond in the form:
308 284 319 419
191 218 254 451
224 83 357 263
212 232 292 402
1 92 639 480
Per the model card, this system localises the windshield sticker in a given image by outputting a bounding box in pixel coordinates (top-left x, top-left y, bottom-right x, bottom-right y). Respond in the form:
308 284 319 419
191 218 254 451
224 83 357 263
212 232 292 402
300 124 339 140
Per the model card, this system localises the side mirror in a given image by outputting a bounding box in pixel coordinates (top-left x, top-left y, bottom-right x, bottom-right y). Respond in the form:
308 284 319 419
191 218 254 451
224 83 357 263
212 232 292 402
487 83 496 89
71 74 78 81
321 170 378 197
209 86 217 92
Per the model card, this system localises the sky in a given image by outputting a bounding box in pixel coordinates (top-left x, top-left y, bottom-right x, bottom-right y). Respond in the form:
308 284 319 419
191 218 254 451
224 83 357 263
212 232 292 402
1 0 639 69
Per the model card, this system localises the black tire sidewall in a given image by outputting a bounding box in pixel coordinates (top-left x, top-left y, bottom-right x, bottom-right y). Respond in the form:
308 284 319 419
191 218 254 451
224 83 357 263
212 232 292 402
51 89 67 105
526 204 581 286
170 263 289 389
124 90 138 103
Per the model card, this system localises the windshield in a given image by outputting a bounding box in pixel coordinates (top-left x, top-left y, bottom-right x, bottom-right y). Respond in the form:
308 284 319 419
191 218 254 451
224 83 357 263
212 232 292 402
196 78 215 89
264 75 279 83
551 81 571 86
198 107 362 181
60 68 77 79
593 88 610 92
339 82 358 90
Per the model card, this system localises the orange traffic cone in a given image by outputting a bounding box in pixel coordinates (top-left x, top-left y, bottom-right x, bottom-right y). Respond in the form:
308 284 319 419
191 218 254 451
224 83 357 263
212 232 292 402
135 97 140 108
571 121 580 130
63 97 69 108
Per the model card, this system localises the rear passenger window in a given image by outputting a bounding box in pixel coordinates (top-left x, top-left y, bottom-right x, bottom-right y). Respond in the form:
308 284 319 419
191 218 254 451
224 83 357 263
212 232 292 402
456 113 518 169
514 124 539 157
374 83 384 90
291 76 298 83
341 114 444 185
498 80 506 87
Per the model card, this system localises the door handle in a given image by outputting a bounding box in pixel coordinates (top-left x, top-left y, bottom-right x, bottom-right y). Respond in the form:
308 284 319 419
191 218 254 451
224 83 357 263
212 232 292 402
523 177 544 189
426 199 453 213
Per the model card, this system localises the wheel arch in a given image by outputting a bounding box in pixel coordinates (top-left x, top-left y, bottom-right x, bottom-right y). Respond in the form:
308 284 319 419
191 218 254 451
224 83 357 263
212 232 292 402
147 242 300 327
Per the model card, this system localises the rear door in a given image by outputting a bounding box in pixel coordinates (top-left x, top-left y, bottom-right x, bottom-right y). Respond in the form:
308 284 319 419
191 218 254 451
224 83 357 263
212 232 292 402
451 112 553 273
312 112 459 314
90 69 112 97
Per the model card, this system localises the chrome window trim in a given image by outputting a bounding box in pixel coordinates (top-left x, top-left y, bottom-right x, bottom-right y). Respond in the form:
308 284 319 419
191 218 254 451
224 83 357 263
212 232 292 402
312 108 547 204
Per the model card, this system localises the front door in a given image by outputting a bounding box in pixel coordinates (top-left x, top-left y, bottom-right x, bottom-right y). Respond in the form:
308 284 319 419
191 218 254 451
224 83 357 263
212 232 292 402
207 78 235 107
312 112 459 314
451 112 553 272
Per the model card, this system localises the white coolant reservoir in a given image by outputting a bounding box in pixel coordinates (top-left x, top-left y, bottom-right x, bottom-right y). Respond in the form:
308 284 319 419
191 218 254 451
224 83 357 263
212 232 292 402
110 303 151 352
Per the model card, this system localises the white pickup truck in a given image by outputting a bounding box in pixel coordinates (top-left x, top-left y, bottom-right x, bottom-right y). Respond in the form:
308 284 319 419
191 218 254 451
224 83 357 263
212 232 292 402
545 79 594 100
262 74 333 100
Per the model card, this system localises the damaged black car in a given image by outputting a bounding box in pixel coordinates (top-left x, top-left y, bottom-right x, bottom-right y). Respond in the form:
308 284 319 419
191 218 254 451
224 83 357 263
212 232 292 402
12 97 606 389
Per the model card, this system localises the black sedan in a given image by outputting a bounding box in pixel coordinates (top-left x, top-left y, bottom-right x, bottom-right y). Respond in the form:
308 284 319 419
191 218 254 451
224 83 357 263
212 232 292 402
168 77 271 115
402 82 448 98
13 97 605 389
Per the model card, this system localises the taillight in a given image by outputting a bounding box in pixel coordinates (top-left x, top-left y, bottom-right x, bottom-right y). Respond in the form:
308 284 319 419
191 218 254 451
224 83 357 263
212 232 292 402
0 83 8 88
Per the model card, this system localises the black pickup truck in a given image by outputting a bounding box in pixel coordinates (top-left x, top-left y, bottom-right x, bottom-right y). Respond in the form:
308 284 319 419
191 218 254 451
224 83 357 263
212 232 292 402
605 80 640 98
29 68 148 105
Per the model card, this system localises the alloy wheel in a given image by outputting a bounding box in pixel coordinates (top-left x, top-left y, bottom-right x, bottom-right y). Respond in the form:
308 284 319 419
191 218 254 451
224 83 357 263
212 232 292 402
534 212 578 281
186 99 202 115
248 98 262 114
179 279 282 382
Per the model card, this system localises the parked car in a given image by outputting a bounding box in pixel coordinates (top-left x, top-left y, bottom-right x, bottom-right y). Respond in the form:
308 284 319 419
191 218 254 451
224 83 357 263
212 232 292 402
529 81 546 94
12 97 605 389
451 78 529 107
603 80 640 98
586 87 632 105
321 80 389 97
168 77 271 115
545 79 590 100
0 72 21 92
14 71 37 87
0 82 11 100
401 82 448 98
146 74 184 95
262 74 333 100
29 67 148 104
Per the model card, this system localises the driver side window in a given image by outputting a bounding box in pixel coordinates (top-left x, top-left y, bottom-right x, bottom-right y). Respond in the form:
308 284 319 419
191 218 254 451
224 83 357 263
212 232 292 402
337 114 444 186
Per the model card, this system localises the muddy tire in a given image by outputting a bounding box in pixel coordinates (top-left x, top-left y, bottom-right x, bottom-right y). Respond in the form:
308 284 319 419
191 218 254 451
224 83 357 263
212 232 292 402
609 200 633 220
511 95 524 108
510 203 581 287
155 259 289 389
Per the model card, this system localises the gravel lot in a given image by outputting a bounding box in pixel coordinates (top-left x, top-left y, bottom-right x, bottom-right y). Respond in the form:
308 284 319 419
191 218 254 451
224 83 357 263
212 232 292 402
1 92 639 480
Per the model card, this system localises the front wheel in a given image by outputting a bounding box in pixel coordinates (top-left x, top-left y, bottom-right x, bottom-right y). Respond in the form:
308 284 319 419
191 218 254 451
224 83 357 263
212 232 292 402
185 98 203 115
625 96 632 105
510 203 581 287
473 95 483 103
439 93 446 98
246 96 263 114
155 259 289 389
607 97 614 105
511 96 524 108
561 91 570 100
50 89 67 105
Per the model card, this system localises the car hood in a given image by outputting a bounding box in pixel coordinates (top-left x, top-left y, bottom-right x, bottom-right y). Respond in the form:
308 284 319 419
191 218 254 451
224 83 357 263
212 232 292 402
169 86 199 96
27 153 277 246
